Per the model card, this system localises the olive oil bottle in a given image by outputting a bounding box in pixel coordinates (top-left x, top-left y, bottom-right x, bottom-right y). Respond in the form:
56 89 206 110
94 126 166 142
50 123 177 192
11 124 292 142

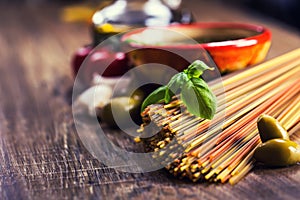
71 0 193 86
90 0 193 46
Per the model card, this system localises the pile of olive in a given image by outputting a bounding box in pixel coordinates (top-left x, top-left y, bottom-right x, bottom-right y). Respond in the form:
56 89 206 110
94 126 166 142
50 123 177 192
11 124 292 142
254 114 300 167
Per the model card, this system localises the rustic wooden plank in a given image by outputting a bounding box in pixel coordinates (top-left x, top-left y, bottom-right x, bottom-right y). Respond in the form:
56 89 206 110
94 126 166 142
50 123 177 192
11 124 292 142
0 1 299 200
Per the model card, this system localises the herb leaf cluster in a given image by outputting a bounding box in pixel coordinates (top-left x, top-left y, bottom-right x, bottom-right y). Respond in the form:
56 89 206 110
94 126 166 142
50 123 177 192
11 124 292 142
141 60 217 120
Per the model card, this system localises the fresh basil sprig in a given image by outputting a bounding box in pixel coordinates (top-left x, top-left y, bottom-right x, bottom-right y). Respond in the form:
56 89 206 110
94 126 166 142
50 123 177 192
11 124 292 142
141 60 217 120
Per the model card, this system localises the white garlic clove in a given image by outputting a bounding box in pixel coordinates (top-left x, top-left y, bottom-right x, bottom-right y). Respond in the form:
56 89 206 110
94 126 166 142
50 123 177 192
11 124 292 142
92 73 132 96
76 84 113 117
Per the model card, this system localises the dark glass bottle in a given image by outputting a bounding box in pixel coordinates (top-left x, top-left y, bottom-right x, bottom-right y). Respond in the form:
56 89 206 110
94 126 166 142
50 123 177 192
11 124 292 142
91 0 193 45
71 0 193 86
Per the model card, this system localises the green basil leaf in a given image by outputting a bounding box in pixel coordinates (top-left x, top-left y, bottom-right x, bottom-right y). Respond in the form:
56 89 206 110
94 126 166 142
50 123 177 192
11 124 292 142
186 60 214 78
167 73 189 93
141 85 167 111
181 78 216 119
164 87 174 103
165 73 188 103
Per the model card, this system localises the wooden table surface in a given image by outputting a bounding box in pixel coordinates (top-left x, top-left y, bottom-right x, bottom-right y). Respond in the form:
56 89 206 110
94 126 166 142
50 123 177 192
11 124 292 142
0 1 300 199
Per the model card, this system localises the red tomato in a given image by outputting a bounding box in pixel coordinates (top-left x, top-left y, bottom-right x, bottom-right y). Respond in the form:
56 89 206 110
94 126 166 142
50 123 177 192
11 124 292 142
72 45 130 86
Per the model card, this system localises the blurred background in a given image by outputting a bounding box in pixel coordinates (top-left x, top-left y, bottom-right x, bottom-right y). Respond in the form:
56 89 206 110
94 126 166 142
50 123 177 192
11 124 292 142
221 0 300 30
1 0 299 30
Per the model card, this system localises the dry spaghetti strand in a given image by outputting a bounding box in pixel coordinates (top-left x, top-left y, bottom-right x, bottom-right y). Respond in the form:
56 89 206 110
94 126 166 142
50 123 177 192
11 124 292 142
138 48 300 184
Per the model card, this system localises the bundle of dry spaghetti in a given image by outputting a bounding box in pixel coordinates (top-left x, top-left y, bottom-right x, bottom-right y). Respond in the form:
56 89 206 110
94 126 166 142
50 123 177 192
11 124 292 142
137 48 300 185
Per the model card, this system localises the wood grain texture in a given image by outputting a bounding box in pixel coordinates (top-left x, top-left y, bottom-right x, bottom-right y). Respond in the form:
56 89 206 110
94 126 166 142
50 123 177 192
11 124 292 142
0 1 300 199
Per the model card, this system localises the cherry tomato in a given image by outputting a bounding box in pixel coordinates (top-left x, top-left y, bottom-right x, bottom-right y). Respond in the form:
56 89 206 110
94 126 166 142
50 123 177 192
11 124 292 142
72 45 130 86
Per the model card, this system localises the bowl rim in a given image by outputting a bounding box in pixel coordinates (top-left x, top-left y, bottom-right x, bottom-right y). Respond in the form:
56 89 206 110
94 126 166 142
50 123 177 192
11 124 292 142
121 22 272 50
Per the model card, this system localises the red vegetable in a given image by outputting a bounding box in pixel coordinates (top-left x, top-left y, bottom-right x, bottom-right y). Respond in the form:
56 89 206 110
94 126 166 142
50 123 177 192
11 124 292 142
71 45 130 86
72 45 93 76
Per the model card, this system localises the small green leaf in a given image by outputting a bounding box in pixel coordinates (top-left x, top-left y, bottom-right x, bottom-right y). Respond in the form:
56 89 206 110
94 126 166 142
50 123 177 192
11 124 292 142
181 78 216 119
165 73 188 103
141 85 167 111
167 73 189 93
186 60 214 78
164 87 174 103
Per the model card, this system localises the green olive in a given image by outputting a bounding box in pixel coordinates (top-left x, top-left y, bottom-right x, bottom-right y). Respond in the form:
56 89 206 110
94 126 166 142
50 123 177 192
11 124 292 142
130 88 145 102
257 114 289 143
101 97 142 128
253 138 300 167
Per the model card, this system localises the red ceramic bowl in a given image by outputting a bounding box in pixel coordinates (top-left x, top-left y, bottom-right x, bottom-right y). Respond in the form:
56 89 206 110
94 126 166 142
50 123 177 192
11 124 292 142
121 22 271 74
